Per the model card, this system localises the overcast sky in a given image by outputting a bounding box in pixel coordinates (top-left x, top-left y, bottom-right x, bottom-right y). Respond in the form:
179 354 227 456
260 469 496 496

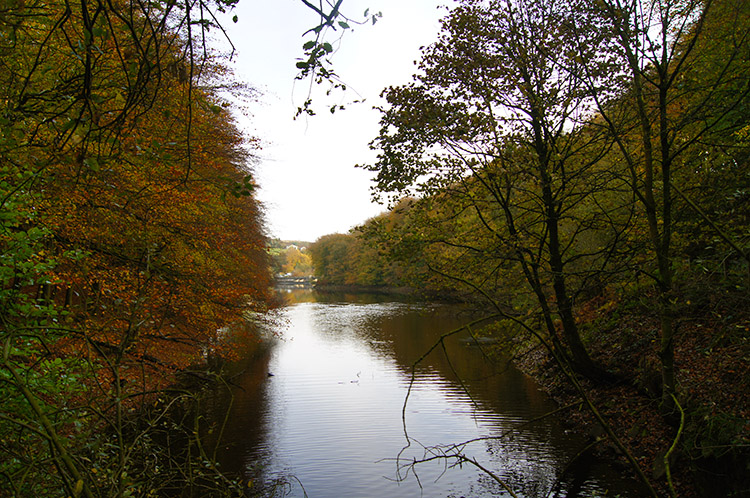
219 0 448 242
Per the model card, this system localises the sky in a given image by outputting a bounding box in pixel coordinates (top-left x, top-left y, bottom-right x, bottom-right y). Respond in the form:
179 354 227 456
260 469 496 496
218 0 448 242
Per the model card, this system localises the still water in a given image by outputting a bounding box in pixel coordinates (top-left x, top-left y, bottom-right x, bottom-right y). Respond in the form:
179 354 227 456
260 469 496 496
206 291 644 497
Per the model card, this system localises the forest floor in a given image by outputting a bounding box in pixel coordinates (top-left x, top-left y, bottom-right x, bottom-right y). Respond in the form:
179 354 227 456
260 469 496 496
510 286 750 498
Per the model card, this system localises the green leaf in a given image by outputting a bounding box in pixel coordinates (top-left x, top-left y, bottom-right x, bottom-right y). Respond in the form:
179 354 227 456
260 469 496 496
323 42 333 53
60 119 77 133
296 61 309 69
338 21 350 29
303 40 316 50
83 158 100 172
232 15 238 23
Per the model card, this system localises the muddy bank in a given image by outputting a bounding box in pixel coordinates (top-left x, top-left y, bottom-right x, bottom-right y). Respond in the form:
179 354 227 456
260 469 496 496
509 302 749 498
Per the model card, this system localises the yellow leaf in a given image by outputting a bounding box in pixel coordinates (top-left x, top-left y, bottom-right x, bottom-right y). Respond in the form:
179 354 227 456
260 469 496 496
73 480 84 497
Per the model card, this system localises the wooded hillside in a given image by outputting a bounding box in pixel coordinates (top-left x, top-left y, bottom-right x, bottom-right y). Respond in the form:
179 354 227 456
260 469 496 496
316 0 750 495
0 0 276 495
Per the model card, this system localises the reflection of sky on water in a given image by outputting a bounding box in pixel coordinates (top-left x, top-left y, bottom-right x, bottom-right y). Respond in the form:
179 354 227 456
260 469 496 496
212 296 646 498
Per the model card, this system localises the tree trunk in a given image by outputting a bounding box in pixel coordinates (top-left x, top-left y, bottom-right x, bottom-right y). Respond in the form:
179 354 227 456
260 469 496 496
537 141 601 378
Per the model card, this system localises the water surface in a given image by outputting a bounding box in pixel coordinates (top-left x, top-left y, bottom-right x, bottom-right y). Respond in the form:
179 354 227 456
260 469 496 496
206 291 644 497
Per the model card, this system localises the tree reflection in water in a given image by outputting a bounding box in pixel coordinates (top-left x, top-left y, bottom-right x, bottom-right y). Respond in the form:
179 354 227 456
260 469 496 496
204 291 646 497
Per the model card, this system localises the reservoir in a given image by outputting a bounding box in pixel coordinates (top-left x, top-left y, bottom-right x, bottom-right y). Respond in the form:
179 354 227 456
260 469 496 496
204 291 645 497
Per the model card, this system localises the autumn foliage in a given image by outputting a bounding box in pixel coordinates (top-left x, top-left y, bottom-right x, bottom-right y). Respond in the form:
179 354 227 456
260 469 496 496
1 0 276 495
319 0 749 495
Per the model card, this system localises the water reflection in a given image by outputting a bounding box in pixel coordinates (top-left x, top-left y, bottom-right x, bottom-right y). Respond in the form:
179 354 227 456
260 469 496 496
205 291 643 497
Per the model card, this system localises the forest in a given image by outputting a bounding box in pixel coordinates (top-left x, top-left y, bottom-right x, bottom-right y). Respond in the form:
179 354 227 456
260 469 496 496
0 0 283 495
309 0 750 495
1 0 748 496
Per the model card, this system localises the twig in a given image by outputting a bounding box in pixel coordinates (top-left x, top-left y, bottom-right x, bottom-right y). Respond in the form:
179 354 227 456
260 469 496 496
664 393 685 498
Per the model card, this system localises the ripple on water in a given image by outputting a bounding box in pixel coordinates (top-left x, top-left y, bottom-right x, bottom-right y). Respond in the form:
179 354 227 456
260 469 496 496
212 298 649 498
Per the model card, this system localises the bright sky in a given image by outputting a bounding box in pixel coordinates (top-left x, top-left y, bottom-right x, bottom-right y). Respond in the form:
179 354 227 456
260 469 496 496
220 0 447 242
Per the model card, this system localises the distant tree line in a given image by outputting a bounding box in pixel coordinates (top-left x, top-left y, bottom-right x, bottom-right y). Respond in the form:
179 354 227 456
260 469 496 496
308 218 460 295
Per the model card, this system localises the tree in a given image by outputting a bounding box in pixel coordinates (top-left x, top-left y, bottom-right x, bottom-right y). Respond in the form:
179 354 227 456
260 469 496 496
0 0 278 494
0 0 392 493
282 246 314 276
294 1 383 116
575 0 750 410
363 0 629 378
309 233 356 284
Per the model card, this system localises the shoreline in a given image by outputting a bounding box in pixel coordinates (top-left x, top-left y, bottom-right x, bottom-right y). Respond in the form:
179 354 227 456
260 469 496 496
508 302 749 498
